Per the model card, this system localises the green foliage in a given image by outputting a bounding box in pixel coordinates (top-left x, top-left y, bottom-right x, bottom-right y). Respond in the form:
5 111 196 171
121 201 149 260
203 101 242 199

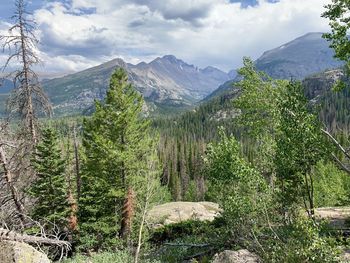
234 57 288 137
29 127 69 227
151 220 214 243
154 95 235 201
313 161 350 207
150 220 219 263
234 57 288 180
275 81 330 213
322 0 350 89
260 216 341 263
61 251 161 263
129 146 171 253
78 68 152 250
205 128 248 183
322 0 350 65
62 251 133 263
204 129 271 243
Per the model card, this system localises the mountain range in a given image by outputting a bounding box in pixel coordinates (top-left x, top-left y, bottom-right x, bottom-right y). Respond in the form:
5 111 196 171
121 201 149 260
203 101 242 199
0 32 343 117
41 55 230 116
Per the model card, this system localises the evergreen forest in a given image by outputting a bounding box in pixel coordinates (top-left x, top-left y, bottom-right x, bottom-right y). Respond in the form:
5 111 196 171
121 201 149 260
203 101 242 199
1 1 350 262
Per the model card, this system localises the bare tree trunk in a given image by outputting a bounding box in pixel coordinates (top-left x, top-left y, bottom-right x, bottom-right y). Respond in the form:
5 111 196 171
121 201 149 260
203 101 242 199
15 0 37 144
322 129 350 175
67 191 78 234
134 200 148 263
0 227 71 248
303 172 314 217
0 145 25 224
73 127 81 201
134 155 159 263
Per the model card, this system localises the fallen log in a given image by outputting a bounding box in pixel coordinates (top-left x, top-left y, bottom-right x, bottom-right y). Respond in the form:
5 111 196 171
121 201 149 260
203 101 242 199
164 242 211 247
0 228 71 248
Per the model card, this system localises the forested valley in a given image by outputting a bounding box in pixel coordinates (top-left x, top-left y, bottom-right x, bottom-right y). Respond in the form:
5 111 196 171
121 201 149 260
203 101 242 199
1 0 350 263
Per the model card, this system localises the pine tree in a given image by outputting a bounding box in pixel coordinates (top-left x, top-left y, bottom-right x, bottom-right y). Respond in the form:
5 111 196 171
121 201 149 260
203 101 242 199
79 68 151 250
29 128 69 227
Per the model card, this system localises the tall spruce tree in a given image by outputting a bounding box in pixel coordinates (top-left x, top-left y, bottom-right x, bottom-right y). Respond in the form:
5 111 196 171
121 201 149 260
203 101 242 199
79 68 150 250
29 128 68 227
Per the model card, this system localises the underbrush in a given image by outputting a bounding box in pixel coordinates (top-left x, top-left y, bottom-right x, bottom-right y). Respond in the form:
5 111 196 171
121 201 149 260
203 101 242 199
148 219 229 262
61 251 133 263
61 251 160 263
149 216 344 263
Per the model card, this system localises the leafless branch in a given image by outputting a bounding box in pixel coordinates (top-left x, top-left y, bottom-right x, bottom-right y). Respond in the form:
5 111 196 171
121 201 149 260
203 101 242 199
1 0 52 143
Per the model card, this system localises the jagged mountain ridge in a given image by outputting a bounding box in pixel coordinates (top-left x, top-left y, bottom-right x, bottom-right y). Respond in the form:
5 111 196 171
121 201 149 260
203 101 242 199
41 55 231 116
0 33 343 117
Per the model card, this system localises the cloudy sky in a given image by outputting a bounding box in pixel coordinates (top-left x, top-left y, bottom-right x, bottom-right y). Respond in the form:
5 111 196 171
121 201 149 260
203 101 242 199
0 0 332 74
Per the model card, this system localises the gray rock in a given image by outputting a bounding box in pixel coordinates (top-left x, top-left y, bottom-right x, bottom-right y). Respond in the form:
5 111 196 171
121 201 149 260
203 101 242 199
0 241 51 263
212 249 260 263
147 201 221 227
342 249 350 262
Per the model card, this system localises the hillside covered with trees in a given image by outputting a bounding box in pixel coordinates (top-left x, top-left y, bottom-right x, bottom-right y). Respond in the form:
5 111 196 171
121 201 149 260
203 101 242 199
1 0 350 263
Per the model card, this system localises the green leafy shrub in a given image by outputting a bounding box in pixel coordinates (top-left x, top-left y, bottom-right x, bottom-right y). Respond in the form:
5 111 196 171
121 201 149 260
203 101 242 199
62 251 133 263
149 219 225 262
313 161 350 207
260 216 341 263
204 129 273 244
62 251 160 263
151 220 215 243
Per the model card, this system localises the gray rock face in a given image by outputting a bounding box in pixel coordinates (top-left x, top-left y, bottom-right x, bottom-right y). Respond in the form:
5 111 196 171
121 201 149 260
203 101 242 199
0 241 51 263
41 55 230 116
147 201 221 227
212 250 260 263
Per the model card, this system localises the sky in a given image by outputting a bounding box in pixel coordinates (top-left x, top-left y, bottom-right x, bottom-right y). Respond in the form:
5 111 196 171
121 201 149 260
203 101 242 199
0 0 332 74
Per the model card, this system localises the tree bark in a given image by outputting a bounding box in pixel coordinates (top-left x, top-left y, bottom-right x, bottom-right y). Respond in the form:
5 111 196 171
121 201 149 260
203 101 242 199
119 187 135 240
73 127 81 201
134 199 147 263
0 145 25 224
18 2 36 144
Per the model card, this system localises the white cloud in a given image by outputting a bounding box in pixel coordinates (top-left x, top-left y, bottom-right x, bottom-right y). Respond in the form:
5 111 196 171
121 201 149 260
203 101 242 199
0 0 333 73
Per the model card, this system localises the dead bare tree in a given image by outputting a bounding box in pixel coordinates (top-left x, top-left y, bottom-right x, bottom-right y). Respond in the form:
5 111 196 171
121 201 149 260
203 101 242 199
0 121 25 227
134 153 164 263
73 126 81 201
1 216 71 261
0 0 51 143
0 227 71 248
0 0 53 227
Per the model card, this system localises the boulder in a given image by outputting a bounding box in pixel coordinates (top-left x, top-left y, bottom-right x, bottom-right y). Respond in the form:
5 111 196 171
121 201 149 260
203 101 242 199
0 241 50 263
212 250 260 263
147 201 221 227
315 207 350 229
342 249 350 262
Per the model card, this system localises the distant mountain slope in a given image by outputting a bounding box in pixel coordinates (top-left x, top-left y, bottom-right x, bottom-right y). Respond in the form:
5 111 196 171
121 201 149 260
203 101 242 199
174 68 349 142
0 79 14 94
204 32 343 101
41 55 230 116
255 32 342 79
